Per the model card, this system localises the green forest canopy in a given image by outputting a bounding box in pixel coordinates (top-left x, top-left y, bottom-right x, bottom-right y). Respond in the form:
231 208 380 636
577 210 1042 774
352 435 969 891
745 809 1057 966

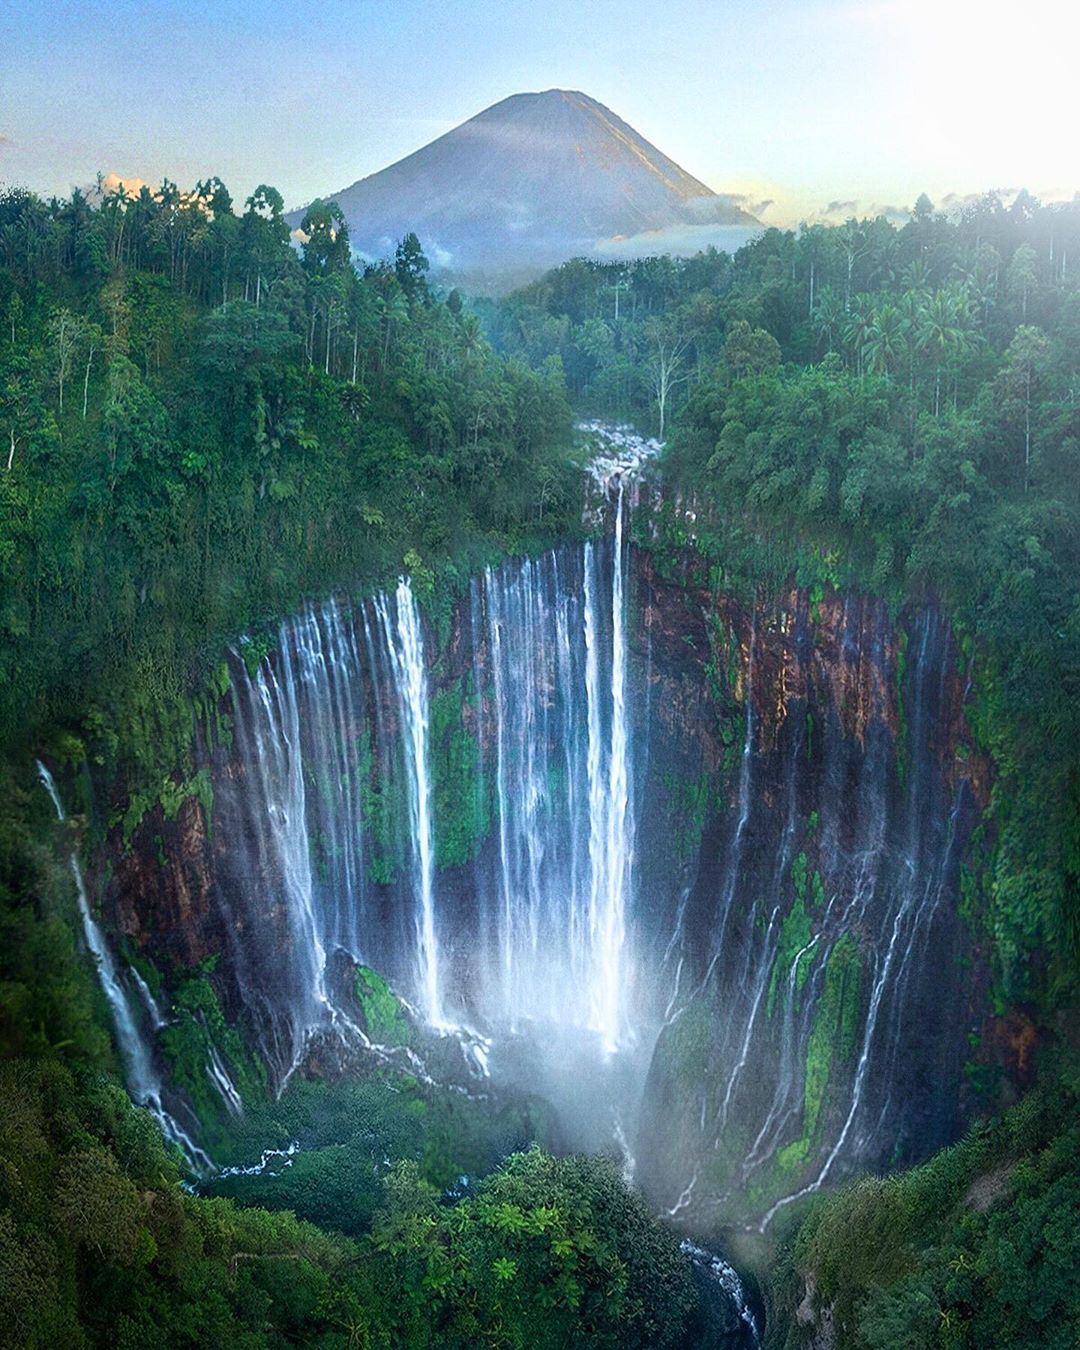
1 177 1079 1347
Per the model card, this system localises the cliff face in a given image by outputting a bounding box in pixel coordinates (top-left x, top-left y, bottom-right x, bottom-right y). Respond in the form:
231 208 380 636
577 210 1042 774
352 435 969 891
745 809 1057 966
628 551 989 1223
98 538 990 1222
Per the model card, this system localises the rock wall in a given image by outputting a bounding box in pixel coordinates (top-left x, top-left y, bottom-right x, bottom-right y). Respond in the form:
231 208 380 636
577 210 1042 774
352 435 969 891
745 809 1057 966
97 537 990 1222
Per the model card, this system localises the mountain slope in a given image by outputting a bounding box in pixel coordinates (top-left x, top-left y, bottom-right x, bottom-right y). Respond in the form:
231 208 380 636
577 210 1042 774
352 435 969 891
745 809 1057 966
290 90 759 284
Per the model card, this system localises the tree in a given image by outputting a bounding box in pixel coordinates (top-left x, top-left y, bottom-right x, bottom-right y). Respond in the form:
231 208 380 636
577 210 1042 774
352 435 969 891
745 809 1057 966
645 322 690 439
5 291 22 345
812 287 845 355
1 354 45 471
394 232 430 301
838 218 867 308
47 308 79 414
300 200 351 276
862 303 907 376
844 294 876 376
720 319 781 379
798 223 833 316
240 185 290 306
916 288 970 415
76 317 104 419
991 325 1052 492
1007 243 1038 321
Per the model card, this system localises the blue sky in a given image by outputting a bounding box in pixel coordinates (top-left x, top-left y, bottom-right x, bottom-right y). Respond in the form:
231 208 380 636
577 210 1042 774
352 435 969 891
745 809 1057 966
2 0 1075 224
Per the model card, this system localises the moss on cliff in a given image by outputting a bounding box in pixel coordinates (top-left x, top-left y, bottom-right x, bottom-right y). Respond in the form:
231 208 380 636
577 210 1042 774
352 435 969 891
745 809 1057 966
356 726 407 887
778 934 862 1173
767 897 814 1018
354 965 412 1047
663 770 715 864
429 674 491 870
158 956 267 1148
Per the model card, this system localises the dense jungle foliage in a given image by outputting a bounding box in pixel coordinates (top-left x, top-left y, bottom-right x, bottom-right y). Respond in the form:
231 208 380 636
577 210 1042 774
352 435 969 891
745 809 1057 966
0 1060 699 1349
0 180 575 790
2 175 1079 1346
0 179 619 1349
765 1069 1080 1349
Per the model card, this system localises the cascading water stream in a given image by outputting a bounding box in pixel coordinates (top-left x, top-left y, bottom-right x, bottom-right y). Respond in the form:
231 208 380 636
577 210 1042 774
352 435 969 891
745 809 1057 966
598 483 632 1048
581 486 632 1048
36 762 211 1171
218 483 640 1067
88 422 971 1252
378 579 442 1027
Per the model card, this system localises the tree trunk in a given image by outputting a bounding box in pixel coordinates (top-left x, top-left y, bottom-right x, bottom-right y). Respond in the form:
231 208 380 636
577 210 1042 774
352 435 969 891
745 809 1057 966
83 348 95 419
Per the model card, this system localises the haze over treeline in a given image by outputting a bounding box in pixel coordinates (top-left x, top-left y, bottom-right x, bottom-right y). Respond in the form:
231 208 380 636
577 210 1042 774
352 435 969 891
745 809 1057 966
3 0 1076 223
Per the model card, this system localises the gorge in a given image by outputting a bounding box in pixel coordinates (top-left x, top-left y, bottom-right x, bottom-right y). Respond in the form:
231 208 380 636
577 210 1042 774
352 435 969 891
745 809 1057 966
4 165 1079 1347
55 427 987 1266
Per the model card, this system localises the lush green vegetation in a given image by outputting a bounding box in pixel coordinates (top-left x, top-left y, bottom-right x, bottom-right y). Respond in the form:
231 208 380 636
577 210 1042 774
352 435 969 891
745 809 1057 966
3 172 1080 1346
0 183 575 820
489 194 1080 1345
0 1060 701 1348
0 180 716 1347
765 1073 1080 1348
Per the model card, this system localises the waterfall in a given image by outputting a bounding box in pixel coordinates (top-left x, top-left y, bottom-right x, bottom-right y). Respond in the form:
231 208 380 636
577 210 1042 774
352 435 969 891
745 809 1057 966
377 578 442 1027
227 615 333 1080
586 485 632 1048
682 1240 761 1348
631 592 974 1229
119 425 971 1221
214 469 640 1062
476 515 633 1046
36 762 211 1171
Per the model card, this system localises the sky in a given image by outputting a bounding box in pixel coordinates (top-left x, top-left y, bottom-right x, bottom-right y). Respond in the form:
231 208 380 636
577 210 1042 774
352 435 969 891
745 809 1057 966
1 0 1077 227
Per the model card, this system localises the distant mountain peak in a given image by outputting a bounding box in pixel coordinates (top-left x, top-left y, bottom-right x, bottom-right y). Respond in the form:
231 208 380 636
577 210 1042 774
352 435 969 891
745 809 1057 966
290 90 760 290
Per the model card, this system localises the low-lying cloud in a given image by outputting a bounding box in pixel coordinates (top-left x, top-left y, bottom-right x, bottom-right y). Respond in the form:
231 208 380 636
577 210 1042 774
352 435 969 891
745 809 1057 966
683 193 765 224
596 222 763 260
801 197 910 226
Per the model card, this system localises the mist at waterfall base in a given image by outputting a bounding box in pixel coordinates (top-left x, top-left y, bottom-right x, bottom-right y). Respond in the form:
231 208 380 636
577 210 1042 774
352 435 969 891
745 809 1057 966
218 463 655 1164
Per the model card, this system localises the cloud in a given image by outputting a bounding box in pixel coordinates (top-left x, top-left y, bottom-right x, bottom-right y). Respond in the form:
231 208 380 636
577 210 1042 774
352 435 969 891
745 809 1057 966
682 192 768 225
802 197 910 226
426 241 454 270
936 187 1038 217
83 172 152 202
595 222 763 261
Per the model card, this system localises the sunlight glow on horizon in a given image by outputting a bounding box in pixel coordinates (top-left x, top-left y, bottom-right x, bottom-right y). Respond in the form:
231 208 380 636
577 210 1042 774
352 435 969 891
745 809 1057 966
0 0 1075 228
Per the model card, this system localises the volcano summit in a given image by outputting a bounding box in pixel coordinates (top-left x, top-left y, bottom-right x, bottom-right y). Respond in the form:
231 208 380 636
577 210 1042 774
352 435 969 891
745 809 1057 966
289 89 761 287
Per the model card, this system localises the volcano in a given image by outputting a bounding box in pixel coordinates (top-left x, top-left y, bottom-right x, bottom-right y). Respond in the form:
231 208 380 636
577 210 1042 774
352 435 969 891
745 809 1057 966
289 89 761 288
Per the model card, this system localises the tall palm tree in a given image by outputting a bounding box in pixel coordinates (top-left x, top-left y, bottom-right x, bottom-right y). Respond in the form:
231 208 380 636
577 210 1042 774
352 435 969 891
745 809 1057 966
916 287 975 415
896 289 928 396
843 294 876 376
812 286 844 355
862 303 907 376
